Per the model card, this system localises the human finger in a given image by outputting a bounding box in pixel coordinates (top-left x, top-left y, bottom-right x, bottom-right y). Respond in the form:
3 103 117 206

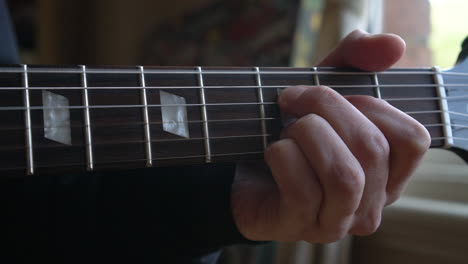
280 86 390 236
346 95 431 205
318 29 406 72
282 114 365 242
264 138 322 241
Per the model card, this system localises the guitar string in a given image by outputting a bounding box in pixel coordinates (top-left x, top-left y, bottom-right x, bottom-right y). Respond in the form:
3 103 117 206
0 117 277 130
0 136 465 172
1 83 468 91
0 123 465 152
0 134 272 150
2 95 468 111
0 111 468 131
1 72 468 110
1 66 468 76
0 152 268 172
0 67 460 171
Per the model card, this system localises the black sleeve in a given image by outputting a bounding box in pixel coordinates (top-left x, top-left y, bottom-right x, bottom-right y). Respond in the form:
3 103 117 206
0 0 20 64
0 164 257 263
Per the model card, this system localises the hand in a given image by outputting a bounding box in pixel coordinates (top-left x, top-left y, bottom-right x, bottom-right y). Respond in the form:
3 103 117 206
231 30 431 243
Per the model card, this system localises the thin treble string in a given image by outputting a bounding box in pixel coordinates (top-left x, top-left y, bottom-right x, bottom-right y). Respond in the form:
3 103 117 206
2 83 468 91
0 136 465 172
0 134 275 150
0 151 268 171
0 123 466 152
0 117 279 131
424 123 468 129
1 111 468 131
2 66 468 75
2 95 468 111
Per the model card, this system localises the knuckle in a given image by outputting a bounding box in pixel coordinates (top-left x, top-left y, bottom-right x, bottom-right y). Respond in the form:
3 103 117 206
320 228 349 243
401 121 431 156
295 192 322 215
283 182 322 215
348 95 385 109
295 113 323 127
385 192 401 206
288 113 324 135
329 162 365 207
290 85 340 107
352 210 383 236
264 139 292 163
315 85 342 104
358 127 390 165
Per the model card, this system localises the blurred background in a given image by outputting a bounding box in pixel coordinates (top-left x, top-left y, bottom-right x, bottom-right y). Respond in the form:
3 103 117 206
7 0 468 68
6 0 468 263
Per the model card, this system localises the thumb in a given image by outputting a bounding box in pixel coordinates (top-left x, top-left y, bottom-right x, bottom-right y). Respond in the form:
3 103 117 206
318 29 406 71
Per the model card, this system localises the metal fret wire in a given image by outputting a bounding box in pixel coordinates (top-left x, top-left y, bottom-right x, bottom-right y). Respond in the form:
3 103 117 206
373 73 382 99
139 66 153 167
255 67 268 150
81 65 94 171
22 65 34 175
197 67 212 163
313 67 320 85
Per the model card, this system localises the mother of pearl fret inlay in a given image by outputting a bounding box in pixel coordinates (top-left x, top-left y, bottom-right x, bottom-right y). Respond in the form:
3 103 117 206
42 90 72 145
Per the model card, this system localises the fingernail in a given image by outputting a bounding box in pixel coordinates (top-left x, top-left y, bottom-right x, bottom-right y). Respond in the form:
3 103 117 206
348 29 370 39
279 86 307 108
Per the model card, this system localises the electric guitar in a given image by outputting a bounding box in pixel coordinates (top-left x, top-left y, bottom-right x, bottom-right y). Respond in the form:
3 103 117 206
1 60 467 177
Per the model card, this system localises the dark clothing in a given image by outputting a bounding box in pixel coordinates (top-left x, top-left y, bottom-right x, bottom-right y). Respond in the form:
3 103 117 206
1 164 249 263
0 0 19 64
0 1 252 263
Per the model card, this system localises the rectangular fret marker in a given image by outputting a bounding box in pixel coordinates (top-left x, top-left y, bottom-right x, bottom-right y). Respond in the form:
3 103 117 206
255 67 268 149
312 67 320 85
81 65 94 171
373 73 382 99
160 91 190 138
432 66 454 148
22 65 34 175
42 90 72 145
139 66 153 167
197 67 212 163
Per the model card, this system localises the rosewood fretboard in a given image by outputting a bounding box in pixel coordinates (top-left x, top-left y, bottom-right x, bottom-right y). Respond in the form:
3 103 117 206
0 65 447 177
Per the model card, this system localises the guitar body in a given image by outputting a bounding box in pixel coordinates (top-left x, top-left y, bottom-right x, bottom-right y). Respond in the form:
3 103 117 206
450 147 468 162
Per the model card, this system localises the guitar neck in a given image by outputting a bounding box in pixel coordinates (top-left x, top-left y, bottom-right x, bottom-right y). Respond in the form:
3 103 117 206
0 65 447 177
